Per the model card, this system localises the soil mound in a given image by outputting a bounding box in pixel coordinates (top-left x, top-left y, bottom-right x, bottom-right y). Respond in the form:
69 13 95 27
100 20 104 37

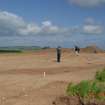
81 45 104 53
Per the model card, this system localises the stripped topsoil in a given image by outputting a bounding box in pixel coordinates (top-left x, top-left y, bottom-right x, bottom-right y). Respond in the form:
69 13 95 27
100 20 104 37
53 96 105 105
0 47 105 105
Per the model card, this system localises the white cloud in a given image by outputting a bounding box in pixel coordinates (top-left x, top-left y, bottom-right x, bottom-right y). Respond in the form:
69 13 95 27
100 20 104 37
42 21 52 27
69 0 105 7
82 24 104 34
19 24 41 35
41 21 60 33
84 17 95 25
68 18 105 35
80 18 105 35
0 11 67 36
0 11 104 36
0 11 41 36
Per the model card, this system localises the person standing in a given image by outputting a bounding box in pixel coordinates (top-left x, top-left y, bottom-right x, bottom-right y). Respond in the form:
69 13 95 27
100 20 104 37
56 46 61 63
74 46 80 56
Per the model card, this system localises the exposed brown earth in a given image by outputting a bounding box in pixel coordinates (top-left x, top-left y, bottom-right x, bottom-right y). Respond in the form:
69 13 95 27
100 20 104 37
53 96 105 105
0 48 105 105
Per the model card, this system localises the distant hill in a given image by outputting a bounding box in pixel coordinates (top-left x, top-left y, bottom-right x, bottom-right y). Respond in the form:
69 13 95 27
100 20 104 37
80 45 105 53
0 46 42 50
0 45 104 53
0 46 43 53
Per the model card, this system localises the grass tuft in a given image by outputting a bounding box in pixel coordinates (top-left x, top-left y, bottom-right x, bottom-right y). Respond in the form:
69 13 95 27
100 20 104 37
95 68 105 82
66 68 105 101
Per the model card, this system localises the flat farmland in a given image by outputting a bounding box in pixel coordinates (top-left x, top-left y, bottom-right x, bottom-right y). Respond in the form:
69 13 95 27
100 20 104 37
0 49 105 105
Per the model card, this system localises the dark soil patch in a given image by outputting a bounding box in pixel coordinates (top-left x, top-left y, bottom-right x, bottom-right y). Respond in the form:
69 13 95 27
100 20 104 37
53 96 105 105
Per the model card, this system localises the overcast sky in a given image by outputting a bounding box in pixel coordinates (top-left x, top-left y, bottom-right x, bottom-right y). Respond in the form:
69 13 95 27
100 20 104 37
0 0 105 48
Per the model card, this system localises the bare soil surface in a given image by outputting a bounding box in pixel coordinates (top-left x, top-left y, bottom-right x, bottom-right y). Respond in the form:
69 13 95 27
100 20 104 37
0 49 105 105
53 96 105 105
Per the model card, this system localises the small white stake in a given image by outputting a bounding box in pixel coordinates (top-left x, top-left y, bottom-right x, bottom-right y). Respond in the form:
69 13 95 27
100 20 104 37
44 72 46 77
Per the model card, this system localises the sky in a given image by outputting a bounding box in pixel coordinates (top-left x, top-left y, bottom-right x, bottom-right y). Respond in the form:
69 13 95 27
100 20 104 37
0 0 105 48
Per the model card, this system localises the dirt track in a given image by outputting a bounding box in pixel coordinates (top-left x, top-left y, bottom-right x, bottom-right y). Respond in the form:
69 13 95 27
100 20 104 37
0 49 105 105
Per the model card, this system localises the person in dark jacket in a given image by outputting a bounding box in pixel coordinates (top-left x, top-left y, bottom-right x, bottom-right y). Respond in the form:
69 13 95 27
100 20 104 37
56 46 61 62
74 46 80 55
